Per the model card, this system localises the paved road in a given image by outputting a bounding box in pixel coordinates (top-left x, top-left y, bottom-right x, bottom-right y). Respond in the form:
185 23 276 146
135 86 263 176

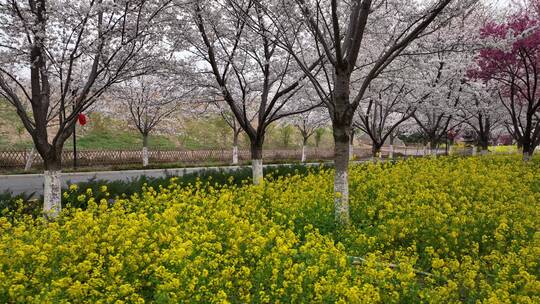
0 162 327 196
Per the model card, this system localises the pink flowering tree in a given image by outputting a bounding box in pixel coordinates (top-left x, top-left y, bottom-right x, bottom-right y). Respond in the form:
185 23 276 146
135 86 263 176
470 2 540 160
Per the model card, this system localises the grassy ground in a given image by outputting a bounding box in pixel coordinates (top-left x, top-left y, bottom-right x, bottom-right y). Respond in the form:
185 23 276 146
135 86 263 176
0 102 32 149
64 128 176 150
0 105 334 151
0 104 181 150
63 114 177 150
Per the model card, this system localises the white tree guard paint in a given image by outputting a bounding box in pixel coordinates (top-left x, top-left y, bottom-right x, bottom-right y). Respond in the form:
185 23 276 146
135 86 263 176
232 146 239 164
252 159 263 184
389 145 394 159
480 149 488 155
472 147 477 156
142 147 149 167
349 144 354 160
371 151 382 162
25 147 36 171
43 170 61 218
334 169 350 226
301 145 307 162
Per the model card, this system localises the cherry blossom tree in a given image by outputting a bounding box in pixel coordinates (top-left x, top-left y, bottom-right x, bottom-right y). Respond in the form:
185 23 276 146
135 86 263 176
411 70 461 154
0 0 172 217
212 99 252 165
458 82 505 153
354 79 416 157
109 74 193 167
178 0 319 184
293 108 329 162
258 0 475 225
408 5 488 154
469 0 540 160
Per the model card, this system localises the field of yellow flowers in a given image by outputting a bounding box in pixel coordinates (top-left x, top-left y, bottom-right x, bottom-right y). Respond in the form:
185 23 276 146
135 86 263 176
0 155 539 303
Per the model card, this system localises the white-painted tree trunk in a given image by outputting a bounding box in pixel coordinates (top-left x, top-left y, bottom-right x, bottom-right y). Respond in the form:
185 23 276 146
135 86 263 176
472 147 477 156
423 145 429 156
232 145 239 165
142 147 149 167
523 151 532 161
252 159 263 184
349 144 354 160
480 149 488 155
43 170 61 219
334 138 350 226
389 145 394 159
334 168 349 220
25 147 36 171
301 145 307 162
370 150 380 162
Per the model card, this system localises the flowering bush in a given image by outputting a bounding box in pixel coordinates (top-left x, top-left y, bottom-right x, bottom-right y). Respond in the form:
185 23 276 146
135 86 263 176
0 156 538 303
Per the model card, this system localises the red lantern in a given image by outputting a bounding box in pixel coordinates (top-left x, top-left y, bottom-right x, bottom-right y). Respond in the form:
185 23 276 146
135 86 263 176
447 130 456 140
78 113 87 126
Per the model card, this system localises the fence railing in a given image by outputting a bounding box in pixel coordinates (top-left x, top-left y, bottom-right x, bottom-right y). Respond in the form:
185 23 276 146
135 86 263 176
0 145 477 170
0 147 341 169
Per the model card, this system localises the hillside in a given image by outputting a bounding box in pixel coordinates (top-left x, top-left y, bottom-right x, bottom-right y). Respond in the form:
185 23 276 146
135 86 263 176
0 102 333 151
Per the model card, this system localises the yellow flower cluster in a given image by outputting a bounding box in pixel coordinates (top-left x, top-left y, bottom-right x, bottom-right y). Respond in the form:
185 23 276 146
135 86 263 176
0 155 538 303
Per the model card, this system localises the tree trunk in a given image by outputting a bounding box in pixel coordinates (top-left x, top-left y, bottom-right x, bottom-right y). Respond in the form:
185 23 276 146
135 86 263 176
479 140 489 155
142 133 149 167
301 138 307 162
522 141 534 161
232 146 239 165
232 131 239 165
250 140 263 184
42 149 62 219
478 135 489 155
371 144 382 161
349 130 355 160
472 146 477 156
25 147 36 171
331 71 353 226
333 127 351 226
429 140 438 156
389 135 395 159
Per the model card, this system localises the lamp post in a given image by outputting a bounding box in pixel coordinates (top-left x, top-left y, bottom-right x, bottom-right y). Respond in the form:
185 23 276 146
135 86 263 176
73 105 77 170
73 124 77 170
